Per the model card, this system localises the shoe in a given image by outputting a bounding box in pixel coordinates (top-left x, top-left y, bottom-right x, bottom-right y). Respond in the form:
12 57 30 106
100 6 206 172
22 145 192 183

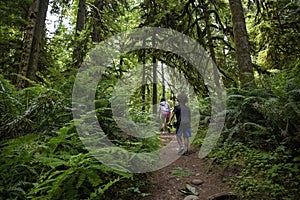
177 146 185 155
176 146 184 150
167 127 171 133
182 151 191 156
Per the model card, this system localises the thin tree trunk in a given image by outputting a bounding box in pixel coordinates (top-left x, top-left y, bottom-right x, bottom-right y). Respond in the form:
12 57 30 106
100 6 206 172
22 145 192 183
202 1 216 63
202 1 221 88
152 56 158 114
92 0 103 42
141 49 146 112
27 0 49 81
73 0 86 68
229 0 255 88
161 62 166 98
151 0 158 114
76 0 86 34
17 0 49 89
152 28 157 114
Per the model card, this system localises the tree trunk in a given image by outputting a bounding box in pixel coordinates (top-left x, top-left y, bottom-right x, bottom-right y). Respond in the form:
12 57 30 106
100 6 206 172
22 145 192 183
161 62 166 98
202 1 221 88
92 0 103 42
73 0 86 67
141 50 146 112
27 0 49 81
152 56 158 114
202 1 216 63
229 0 255 88
17 0 49 89
75 0 86 34
151 0 158 114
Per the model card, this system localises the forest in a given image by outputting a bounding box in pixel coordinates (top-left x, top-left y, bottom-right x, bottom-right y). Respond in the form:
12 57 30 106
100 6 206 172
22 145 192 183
0 0 299 199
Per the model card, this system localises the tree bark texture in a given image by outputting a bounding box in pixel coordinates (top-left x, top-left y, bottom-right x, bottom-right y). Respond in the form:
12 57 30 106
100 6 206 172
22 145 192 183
17 0 49 89
92 0 104 42
229 0 255 88
73 0 86 67
141 49 146 112
75 0 86 34
202 1 221 88
161 62 166 98
27 0 49 81
151 0 158 114
152 56 158 114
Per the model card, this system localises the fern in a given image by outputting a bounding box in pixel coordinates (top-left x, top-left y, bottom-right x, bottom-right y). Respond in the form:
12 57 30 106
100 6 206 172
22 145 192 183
0 134 42 199
0 82 72 139
242 122 269 133
89 177 121 200
29 151 134 200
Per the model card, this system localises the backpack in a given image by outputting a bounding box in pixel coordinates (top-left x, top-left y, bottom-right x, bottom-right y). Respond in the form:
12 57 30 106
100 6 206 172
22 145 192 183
160 101 170 114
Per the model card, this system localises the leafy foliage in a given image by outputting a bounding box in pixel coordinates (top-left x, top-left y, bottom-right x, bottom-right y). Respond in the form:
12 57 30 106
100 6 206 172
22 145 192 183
247 0 300 69
208 64 300 199
0 124 149 199
0 79 72 139
223 65 300 154
0 0 299 199
210 142 300 199
0 63 158 199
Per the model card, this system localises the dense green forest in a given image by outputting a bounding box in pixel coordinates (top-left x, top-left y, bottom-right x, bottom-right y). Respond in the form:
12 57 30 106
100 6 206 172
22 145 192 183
0 0 299 199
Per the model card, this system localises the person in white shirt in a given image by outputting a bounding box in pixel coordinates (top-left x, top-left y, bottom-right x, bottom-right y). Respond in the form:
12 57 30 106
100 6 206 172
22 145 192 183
159 97 171 134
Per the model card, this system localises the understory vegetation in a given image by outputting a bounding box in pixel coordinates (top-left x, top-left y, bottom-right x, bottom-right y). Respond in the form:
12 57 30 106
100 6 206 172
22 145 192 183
193 64 300 199
0 75 152 199
1 0 299 199
1 62 299 199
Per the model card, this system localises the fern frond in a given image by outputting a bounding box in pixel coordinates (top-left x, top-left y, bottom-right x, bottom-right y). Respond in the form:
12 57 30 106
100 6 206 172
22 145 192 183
86 169 102 187
35 154 68 168
243 122 268 132
89 177 121 200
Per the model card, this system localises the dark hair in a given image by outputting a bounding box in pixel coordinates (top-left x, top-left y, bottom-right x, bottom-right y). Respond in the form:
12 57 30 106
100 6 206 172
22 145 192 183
160 97 166 102
177 93 188 103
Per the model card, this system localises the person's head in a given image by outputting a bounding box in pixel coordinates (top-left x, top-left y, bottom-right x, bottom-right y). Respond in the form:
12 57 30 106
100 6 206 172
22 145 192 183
177 93 188 104
160 97 166 102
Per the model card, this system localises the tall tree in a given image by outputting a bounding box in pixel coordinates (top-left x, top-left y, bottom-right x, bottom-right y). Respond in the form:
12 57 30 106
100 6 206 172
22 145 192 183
17 0 49 89
229 0 255 88
141 50 147 112
161 62 166 98
73 0 86 68
91 0 103 42
152 56 158 114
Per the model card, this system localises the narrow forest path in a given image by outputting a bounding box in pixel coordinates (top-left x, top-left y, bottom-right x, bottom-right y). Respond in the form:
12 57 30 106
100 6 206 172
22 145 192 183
143 132 236 200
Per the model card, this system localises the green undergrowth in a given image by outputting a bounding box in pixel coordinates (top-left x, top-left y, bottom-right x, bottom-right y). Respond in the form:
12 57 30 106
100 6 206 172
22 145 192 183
209 142 300 199
0 74 160 199
0 124 151 200
192 66 300 199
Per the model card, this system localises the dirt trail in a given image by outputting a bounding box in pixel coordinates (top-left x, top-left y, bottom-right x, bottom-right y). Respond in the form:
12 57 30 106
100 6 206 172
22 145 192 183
143 132 233 200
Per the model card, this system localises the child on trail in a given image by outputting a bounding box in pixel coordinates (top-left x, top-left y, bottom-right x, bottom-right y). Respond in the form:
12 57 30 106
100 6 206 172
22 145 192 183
168 93 191 155
159 97 171 134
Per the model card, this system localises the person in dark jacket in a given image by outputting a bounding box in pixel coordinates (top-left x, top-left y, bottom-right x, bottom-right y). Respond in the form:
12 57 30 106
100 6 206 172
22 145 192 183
168 93 191 155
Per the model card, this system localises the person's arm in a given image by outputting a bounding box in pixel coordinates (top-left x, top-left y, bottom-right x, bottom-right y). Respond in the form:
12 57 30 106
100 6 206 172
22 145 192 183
168 112 175 125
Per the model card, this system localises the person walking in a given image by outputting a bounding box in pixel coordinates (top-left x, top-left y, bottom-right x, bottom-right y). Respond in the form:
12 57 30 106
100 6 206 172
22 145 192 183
158 97 171 134
168 93 191 155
